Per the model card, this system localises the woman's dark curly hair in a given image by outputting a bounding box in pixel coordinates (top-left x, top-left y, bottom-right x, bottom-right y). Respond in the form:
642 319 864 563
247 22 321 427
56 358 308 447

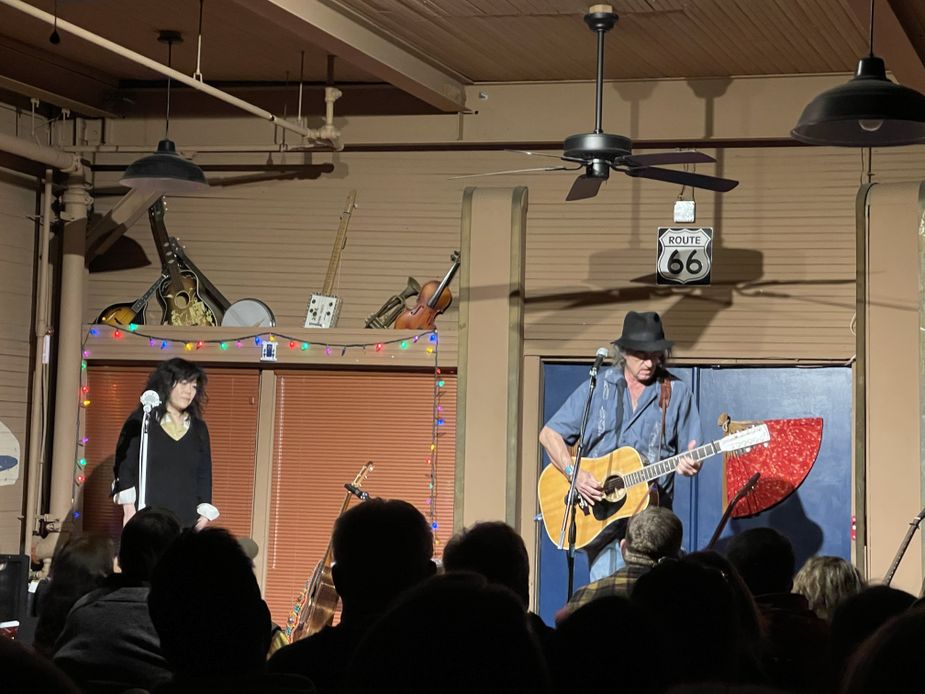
144 358 208 419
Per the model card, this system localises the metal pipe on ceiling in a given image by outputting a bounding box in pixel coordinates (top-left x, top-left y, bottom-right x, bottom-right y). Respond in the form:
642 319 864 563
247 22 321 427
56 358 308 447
0 130 81 171
0 0 342 148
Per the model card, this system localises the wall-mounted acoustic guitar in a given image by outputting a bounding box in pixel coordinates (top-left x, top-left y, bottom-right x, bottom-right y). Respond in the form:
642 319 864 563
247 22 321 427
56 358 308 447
393 250 461 330
305 191 357 328
96 273 167 327
168 237 276 328
149 198 220 327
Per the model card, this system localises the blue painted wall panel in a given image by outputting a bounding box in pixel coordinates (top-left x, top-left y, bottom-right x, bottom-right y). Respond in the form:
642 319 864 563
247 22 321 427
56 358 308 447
536 363 851 626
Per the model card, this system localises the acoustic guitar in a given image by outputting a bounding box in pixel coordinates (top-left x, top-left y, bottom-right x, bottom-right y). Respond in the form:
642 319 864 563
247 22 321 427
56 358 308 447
537 424 771 549
169 237 276 328
149 199 219 327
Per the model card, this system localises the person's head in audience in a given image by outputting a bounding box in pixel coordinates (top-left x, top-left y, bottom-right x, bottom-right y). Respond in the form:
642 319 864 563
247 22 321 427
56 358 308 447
345 572 552 694
684 550 764 656
551 595 665 694
118 506 181 583
841 606 925 694
148 527 271 679
725 527 795 596
331 497 435 618
829 584 916 684
0 637 80 693
631 557 739 686
33 534 114 656
621 506 684 566
442 521 529 607
792 555 863 621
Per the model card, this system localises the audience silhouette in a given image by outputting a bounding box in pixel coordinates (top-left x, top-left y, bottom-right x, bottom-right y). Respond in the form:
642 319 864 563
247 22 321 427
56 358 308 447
344 572 552 694
269 498 436 693
148 526 316 693
726 527 828 693
32 535 114 658
54 507 181 692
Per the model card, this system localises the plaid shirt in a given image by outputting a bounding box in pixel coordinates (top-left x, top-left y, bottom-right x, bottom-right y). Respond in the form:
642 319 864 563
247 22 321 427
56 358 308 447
557 561 654 622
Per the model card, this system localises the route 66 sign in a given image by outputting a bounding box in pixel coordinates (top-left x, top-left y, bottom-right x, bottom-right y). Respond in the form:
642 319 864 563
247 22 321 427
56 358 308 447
657 227 713 285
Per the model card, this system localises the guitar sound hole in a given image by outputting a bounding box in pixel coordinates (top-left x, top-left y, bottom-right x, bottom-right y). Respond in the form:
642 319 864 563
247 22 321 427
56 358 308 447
174 292 190 309
602 475 626 502
592 476 627 521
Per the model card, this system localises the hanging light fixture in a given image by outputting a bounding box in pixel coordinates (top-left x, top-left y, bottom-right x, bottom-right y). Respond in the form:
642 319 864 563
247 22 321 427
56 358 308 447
791 0 925 147
120 31 207 193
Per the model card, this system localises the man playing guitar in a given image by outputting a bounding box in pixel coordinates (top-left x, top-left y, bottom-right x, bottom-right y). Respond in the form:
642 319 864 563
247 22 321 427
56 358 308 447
538 310 703 582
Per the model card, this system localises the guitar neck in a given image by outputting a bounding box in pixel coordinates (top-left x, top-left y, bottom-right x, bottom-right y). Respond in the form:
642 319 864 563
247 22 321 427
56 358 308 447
148 201 184 290
623 440 722 489
130 274 168 313
321 191 357 295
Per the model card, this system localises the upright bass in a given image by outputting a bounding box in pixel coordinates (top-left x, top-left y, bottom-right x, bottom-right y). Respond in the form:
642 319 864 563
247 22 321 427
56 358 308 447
285 462 373 643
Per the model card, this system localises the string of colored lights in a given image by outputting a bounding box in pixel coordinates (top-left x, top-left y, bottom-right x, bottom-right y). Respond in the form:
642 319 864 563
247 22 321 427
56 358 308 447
84 323 439 356
427 332 444 545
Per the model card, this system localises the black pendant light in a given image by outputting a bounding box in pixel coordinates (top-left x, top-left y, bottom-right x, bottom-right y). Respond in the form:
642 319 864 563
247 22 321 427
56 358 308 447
120 31 207 193
791 0 925 147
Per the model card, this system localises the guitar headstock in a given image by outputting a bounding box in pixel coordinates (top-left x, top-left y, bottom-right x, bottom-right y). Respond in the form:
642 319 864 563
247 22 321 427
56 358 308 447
719 423 771 453
352 461 374 489
343 190 358 215
450 250 460 264
150 197 167 221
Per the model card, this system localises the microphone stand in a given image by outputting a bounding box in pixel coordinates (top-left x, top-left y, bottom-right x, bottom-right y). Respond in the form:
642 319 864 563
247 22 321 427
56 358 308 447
137 401 156 511
558 361 600 599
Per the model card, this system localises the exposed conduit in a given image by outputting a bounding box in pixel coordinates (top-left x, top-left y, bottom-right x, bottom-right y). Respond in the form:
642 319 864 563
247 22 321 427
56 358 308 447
0 131 81 172
0 0 343 149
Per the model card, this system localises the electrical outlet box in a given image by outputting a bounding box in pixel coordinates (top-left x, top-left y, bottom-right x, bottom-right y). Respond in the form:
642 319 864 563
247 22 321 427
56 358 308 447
674 200 696 223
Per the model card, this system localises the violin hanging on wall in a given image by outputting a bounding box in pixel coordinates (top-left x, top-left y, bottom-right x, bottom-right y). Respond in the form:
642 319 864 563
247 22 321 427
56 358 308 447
393 250 460 330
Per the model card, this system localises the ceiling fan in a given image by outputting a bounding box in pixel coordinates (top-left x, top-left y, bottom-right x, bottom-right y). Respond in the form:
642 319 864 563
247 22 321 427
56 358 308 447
458 4 739 201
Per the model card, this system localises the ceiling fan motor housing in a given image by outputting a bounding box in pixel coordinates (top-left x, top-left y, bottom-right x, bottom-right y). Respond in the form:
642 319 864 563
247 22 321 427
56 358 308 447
563 132 632 164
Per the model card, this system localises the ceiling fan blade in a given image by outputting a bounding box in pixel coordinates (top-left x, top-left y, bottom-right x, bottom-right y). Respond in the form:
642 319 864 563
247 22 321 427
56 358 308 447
450 165 579 180
625 166 739 192
621 151 716 167
566 175 605 201
505 149 565 160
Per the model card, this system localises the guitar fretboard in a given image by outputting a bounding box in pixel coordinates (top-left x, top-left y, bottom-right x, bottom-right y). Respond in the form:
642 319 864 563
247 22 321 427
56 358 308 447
621 440 720 489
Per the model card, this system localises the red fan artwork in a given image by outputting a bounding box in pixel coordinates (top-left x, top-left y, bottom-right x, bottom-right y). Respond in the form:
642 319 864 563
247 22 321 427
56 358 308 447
719 414 824 518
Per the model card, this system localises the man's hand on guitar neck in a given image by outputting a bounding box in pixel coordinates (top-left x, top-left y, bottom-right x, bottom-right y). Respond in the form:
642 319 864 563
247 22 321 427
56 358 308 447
675 439 702 477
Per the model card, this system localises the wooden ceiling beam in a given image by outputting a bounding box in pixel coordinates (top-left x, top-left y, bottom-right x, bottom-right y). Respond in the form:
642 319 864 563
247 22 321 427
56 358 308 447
230 0 468 113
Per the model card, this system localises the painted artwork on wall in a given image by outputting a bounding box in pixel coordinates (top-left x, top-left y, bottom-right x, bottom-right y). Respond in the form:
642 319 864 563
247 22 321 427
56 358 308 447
0 420 20 486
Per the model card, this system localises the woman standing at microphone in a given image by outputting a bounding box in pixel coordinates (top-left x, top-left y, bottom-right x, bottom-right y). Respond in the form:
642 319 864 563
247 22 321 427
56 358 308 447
112 358 218 529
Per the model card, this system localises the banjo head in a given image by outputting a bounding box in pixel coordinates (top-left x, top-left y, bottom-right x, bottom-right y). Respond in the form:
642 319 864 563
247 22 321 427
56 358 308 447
220 298 276 328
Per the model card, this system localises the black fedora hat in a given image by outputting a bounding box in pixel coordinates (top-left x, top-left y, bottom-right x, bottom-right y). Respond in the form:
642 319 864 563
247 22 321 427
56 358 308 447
612 311 673 352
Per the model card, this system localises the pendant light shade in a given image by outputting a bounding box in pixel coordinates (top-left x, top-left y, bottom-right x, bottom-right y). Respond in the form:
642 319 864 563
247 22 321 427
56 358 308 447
120 139 208 193
120 32 207 193
792 56 925 146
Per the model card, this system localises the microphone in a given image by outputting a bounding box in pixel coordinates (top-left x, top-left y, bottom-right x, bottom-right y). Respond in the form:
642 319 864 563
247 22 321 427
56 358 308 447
590 347 610 377
139 390 161 413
